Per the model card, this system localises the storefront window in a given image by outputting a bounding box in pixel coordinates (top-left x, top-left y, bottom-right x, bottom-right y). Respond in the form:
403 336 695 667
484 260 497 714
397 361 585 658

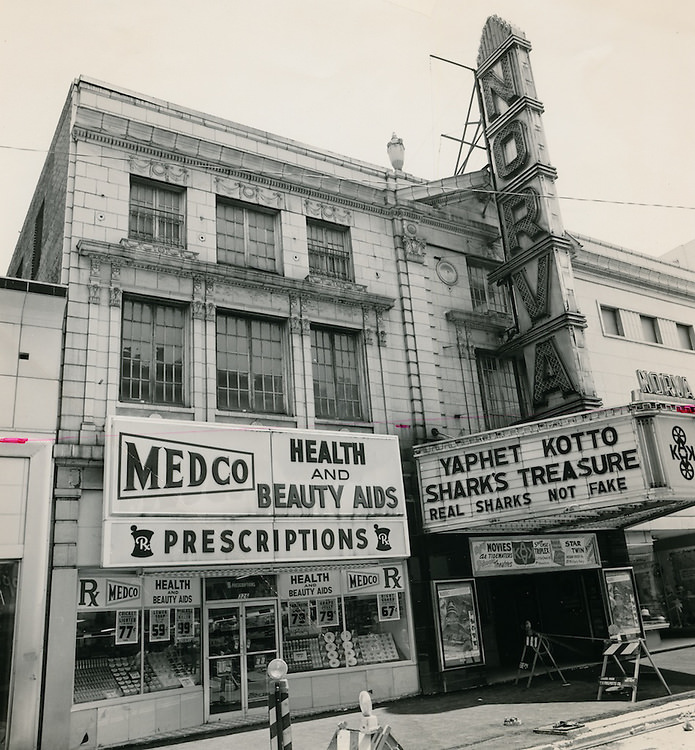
345 592 410 664
75 610 142 702
279 565 412 673
144 609 201 692
75 575 202 704
281 598 345 672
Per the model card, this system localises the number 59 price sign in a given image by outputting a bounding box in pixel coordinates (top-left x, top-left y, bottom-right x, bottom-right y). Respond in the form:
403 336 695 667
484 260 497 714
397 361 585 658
150 609 170 642
378 592 400 622
116 609 139 645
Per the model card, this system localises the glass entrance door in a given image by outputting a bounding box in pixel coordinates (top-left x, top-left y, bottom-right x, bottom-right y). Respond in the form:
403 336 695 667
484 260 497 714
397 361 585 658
206 601 277 716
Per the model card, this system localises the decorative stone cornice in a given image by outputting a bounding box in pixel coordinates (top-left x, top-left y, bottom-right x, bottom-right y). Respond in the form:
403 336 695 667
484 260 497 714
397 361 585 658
119 237 199 260
130 156 188 185
216 176 284 208
304 199 353 225
77 238 394 313
71 124 500 242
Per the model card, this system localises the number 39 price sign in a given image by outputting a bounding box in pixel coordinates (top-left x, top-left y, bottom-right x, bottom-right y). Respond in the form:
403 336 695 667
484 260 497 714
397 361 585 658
150 609 170 642
116 609 139 644
378 592 400 622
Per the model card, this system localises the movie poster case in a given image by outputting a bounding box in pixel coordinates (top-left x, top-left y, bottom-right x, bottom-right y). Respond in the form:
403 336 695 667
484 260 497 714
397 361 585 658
603 567 644 640
432 579 484 670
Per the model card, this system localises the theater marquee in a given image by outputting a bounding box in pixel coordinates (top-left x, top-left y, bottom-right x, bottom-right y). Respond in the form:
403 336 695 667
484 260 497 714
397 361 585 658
415 405 695 534
102 416 408 567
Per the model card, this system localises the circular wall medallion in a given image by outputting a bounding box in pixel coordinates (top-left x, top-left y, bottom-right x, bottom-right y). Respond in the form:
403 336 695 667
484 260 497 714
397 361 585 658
436 260 459 286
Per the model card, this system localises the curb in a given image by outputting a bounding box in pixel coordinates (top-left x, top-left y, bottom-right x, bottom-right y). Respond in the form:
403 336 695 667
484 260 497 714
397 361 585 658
524 696 695 749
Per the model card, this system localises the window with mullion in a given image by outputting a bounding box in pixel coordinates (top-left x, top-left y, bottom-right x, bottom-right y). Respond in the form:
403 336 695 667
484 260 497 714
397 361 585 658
307 220 352 281
477 353 521 429
311 327 363 420
121 298 185 405
129 178 185 247
217 200 277 272
216 314 285 413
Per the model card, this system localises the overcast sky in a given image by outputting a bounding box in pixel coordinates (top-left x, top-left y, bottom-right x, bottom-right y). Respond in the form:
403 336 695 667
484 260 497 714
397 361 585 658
1 0 694 273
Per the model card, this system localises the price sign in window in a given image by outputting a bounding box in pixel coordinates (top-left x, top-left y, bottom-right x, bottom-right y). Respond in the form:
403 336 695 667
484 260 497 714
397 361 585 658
317 598 338 628
289 601 310 631
149 609 170 642
377 592 400 622
175 608 195 643
116 610 139 645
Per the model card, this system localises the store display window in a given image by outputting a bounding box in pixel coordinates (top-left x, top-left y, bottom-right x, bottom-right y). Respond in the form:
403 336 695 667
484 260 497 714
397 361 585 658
74 575 202 704
279 565 412 673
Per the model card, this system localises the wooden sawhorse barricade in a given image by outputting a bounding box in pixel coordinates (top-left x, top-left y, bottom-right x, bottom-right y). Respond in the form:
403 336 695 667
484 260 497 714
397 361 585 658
515 632 569 688
597 638 671 703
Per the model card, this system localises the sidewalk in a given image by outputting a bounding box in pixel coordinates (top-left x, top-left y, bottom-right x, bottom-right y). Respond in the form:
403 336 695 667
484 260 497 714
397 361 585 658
105 645 695 750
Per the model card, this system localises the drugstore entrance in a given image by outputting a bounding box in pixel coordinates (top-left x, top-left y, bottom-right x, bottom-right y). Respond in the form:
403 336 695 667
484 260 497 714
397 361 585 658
205 601 278 717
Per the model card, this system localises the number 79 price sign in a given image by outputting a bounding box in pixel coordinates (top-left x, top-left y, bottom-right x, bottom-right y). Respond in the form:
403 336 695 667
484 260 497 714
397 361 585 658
116 609 139 645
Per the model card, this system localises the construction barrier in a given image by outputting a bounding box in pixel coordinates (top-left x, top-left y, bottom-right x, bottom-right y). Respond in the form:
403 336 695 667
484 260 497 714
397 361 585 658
326 691 404 750
597 637 671 703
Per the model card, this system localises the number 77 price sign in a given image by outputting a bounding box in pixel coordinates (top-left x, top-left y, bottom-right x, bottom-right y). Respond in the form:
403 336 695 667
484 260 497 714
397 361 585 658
116 609 139 644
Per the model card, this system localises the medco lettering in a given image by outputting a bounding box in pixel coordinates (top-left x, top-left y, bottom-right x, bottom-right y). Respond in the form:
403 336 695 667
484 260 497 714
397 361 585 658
121 435 253 497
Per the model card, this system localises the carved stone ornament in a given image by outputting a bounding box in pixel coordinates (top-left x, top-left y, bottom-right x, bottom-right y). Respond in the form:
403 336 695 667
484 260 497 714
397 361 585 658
403 236 426 263
130 157 188 185
89 257 101 279
192 300 206 320
215 177 284 208
109 285 122 307
304 199 352 225
88 283 101 304
119 237 198 260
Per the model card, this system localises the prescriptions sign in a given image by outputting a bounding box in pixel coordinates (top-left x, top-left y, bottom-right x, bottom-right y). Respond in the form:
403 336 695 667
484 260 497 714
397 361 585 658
415 411 647 532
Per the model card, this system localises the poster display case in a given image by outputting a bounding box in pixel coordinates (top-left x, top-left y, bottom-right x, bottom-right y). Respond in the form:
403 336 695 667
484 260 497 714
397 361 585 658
603 567 644 639
433 579 484 670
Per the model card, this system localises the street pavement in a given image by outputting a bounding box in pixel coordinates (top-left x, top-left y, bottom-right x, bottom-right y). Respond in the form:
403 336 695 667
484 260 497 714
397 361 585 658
107 646 695 750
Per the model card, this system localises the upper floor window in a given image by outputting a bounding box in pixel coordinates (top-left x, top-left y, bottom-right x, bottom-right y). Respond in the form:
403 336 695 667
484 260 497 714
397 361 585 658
639 314 661 344
217 199 278 272
307 220 352 281
311 327 364 421
467 263 508 313
600 306 624 337
477 353 522 430
216 313 286 414
121 297 185 405
129 178 185 247
676 323 695 351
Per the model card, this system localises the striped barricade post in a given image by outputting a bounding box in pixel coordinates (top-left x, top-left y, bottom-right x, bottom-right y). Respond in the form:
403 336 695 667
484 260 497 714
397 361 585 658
267 658 292 750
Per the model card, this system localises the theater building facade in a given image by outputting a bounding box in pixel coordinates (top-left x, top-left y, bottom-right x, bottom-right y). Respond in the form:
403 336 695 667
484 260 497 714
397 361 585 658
6 16 695 747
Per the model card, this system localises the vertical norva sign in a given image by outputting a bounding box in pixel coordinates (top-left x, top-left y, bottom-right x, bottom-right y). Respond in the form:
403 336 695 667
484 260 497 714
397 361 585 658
102 416 409 567
479 16 601 417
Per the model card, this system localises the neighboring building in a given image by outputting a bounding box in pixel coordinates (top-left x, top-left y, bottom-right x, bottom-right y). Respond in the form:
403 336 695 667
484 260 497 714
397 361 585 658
6 19 695 750
570 233 695 631
0 277 67 750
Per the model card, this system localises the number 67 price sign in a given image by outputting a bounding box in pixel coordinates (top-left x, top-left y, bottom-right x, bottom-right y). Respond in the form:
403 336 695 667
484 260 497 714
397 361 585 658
378 592 400 622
